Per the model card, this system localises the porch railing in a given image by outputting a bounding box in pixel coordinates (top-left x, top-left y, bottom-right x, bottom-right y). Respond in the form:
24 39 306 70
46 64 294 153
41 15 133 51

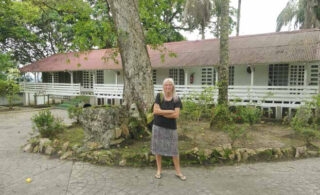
20 83 81 96
21 83 319 108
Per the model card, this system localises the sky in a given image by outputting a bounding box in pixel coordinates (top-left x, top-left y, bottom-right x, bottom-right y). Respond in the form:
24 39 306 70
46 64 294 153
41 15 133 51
180 0 290 40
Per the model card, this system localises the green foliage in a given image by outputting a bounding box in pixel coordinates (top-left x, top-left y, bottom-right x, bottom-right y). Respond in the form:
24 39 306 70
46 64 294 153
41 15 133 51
67 106 83 124
181 86 215 121
0 53 16 80
223 123 248 146
32 109 64 139
210 104 232 129
290 105 320 145
231 106 262 125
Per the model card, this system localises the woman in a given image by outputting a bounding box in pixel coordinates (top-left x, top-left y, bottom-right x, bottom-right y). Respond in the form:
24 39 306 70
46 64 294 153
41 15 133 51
151 78 186 181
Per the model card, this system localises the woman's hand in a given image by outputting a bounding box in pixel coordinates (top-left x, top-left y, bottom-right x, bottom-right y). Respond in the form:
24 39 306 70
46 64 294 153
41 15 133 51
162 108 180 119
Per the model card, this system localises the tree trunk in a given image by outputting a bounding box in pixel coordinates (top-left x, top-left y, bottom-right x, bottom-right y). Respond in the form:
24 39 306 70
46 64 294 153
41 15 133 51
218 0 229 105
201 23 205 40
236 0 241 36
107 0 154 114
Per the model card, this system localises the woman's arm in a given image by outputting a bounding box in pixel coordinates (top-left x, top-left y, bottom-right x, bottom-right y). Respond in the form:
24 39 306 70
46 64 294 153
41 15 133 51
153 104 174 115
162 108 180 119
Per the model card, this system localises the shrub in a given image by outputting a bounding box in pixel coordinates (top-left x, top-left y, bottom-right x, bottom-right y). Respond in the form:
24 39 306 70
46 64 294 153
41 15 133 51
223 123 248 147
181 86 215 121
210 104 232 129
32 109 64 139
67 105 83 123
231 106 262 125
290 105 320 146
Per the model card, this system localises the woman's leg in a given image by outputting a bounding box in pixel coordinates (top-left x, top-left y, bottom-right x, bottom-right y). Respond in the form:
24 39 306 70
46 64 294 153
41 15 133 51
172 155 181 175
156 154 162 174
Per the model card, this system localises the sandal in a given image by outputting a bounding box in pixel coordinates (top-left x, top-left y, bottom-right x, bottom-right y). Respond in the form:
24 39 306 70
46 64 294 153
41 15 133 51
175 174 187 181
154 173 162 179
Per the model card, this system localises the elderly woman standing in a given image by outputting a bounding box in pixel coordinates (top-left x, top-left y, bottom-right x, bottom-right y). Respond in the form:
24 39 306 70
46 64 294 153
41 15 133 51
151 78 186 181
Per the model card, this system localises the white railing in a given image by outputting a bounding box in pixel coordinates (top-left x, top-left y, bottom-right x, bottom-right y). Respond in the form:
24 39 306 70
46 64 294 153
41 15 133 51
21 83 319 108
94 84 319 108
20 83 81 96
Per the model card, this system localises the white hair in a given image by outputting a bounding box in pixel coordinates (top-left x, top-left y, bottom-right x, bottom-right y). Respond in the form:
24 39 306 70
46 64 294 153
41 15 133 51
162 78 178 101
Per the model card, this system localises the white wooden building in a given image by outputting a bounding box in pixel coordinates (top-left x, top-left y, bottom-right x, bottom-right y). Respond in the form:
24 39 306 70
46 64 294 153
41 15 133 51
19 29 320 118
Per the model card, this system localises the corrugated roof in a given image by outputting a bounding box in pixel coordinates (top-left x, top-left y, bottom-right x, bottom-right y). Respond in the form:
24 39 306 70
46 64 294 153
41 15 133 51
20 29 320 72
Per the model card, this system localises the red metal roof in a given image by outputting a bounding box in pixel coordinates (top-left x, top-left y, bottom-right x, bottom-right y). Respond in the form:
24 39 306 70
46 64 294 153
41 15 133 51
20 29 320 72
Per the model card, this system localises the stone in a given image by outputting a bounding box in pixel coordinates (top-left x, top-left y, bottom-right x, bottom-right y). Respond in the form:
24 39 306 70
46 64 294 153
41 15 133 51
192 147 199 154
23 144 33 153
39 138 52 153
33 145 39 153
119 159 127 166
242 152 249 161
204 149 213 159
222 143 232 150
60 151 73 160
110 138 125 146
273 148 283 158
149 155 156 163
87 142 103 150
235 150 241 162
215 146 224 157
62 142 69 152
45 145 55 155
115 127 122 138
307 151 319 157
295 146 307 158
228 152 235 160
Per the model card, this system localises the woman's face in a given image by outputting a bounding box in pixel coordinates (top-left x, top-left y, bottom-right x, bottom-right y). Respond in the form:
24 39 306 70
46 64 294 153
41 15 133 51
163 81 174 94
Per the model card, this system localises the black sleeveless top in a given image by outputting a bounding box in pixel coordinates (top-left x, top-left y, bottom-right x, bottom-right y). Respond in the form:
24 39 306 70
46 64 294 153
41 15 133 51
154 93 182 130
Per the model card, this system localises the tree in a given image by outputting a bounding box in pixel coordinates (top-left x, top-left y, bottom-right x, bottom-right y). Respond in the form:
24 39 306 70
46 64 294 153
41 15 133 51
236 0 241 36
0 53 16 80
217 0 229 105
107 0 154 120
276 0 320 31
183 0 236 39
183 0 213 39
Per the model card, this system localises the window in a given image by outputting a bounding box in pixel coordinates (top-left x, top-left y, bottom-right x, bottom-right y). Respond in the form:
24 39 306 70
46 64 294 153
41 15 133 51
201 67 216 85
169 68 184 85
289 65 304 86
152 70 157 84
96 70 104 84
229 66 234 86
268 64 289 86
53 72 59 83
83 71 93 88
309 65 319 86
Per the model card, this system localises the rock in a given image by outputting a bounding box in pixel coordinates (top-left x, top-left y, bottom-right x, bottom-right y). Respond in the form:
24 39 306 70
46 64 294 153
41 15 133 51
192 147 199 154
235 149 241 162
204 149 213 159
39 138 52 153
119 159 127 166
33 145 39 153
60 151 73 160
295 146 307 158
273 148 283 159
149 155 156 163
87 142 103 150
222 143 232 150
23 144 33 153
115 128 122 139
45 145 55 155
242 151 249 161
62 142 69 152
281 147 294 158
110 138 125 146
228 152 235 160
307 151 319 157
215 146 224 157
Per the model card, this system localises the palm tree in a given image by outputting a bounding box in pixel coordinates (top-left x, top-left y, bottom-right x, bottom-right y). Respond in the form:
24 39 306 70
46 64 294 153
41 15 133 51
276 0 320 32
183 0 213 39
236 0 241 36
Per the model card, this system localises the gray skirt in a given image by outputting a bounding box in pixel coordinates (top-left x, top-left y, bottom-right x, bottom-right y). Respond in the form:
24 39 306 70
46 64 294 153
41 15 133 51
151 125 178 156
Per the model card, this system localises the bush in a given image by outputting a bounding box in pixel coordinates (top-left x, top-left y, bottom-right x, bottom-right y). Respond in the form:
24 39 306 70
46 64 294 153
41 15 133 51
231 106 262 125
290 105 320 146
180 86 215 121
223 124 248 147
210 104 232 129
32 109 64 139
67 105 83 123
